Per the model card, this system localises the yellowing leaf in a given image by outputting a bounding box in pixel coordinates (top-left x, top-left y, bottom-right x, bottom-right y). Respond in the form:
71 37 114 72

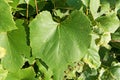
0 47 6 59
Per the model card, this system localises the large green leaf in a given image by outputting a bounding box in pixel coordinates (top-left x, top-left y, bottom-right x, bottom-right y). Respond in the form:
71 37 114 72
30 11 91 80
0 0 17 32
0 20 30 73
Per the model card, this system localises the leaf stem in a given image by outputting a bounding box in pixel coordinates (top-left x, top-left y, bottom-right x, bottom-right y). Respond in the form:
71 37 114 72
34 0 38 15
26 3 29 19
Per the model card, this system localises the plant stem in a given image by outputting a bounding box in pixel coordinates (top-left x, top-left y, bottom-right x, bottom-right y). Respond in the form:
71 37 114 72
34 0 38 15
26 3 29 19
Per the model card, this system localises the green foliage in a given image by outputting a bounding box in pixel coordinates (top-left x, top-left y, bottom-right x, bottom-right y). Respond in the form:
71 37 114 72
0 0 17 32
30 10 91 80
0 0 120 80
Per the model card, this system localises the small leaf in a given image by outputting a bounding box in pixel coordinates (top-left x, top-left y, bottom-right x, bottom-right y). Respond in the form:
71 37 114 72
101 63 120 80
96 13 119 33
90 0 100 19
78 66 98 80
98 32 111 48
99 0 110 15
83 33 101 69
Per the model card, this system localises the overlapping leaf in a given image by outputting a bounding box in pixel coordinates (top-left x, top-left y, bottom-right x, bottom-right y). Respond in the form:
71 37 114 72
0 20 30 73
101 63 120 80
5 67 36 80
30 11 91 80
83 33 101 69
78 67 98 80
81 0 90 7
99 0 110 15
110 28 120 49
90 0 100 19
96 13 119 33
0 0 17 32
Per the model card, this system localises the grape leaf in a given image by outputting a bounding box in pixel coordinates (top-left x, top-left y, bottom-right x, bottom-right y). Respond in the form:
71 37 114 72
99 0 110 15
96 13 119 33
83 33 101 69
30 11 91 80
0 0 17 32
101 63 120 80
90 0 100 19
5 67 36 80
0 20 30 73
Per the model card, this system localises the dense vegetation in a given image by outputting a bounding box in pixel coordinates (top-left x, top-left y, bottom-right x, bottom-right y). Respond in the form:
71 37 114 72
0 0 120 80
